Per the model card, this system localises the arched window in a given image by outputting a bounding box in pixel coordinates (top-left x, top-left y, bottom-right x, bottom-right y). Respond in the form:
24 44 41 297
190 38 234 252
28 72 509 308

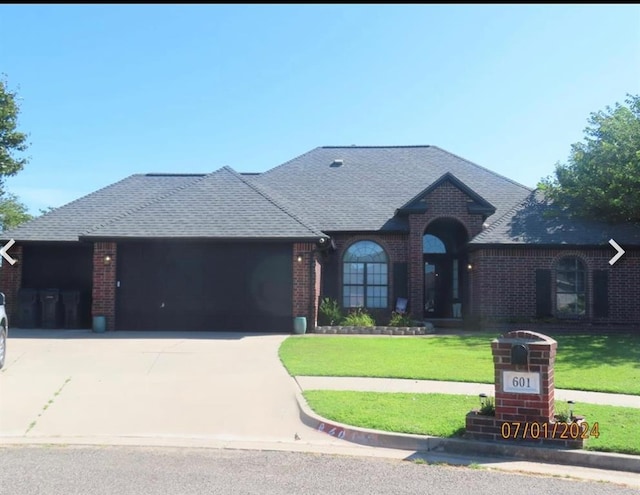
423 234 446 254
343 240 388 308
556 257 586 316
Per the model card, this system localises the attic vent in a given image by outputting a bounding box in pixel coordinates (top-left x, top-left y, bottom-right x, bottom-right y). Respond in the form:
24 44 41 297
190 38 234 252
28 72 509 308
330 159 344 168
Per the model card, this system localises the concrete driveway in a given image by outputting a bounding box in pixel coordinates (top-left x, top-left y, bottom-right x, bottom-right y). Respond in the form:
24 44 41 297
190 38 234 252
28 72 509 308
0 330 347 449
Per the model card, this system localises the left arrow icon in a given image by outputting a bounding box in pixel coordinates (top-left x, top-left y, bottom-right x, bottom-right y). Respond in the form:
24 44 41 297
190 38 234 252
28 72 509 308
0 239 17 265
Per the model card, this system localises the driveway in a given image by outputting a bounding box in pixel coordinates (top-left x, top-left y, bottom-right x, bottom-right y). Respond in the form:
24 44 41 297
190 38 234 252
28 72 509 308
0 330 347 449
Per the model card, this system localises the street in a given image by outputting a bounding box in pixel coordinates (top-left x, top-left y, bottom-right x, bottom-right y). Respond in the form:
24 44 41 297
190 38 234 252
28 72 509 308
1 445 638 495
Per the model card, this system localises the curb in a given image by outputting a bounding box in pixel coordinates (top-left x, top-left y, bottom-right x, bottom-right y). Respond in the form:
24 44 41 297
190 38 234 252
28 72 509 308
294 388 640 474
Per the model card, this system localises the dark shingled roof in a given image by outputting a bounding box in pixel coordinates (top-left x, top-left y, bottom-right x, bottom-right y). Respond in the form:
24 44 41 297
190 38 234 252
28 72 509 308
81 167 324 240
470 190 640 247
254 146 532 232
0 174 204 242
0 145 536 243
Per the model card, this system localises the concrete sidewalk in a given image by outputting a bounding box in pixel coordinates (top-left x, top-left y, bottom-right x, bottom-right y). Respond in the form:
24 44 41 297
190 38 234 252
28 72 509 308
295 376 640 408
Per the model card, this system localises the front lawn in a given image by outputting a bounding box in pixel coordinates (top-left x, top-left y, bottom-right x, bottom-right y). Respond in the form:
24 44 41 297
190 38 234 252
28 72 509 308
279 334 640 395
303 390 640 456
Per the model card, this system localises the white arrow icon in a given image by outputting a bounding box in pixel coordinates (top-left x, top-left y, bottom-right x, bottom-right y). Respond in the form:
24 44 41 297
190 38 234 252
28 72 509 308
608 239 625 266
0 239 16 265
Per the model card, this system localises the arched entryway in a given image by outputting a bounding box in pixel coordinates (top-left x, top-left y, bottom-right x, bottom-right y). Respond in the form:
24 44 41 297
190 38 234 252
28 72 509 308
423 219 469 319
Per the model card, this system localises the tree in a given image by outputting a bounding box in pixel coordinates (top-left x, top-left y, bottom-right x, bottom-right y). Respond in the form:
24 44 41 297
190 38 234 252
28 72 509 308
539 94 640 223
0 192 32 231
0 75 30 196
0 74 32 231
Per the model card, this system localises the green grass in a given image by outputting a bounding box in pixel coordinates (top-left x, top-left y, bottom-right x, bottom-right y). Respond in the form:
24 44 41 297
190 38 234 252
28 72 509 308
280 334 640 395
303 390 640 456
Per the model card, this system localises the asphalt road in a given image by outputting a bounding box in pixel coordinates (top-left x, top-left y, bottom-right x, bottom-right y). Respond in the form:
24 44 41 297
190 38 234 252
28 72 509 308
1 445 638 495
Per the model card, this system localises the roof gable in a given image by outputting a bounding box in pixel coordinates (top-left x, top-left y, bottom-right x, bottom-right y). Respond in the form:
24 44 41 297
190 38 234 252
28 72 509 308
81 166 324 240
396 172 496 217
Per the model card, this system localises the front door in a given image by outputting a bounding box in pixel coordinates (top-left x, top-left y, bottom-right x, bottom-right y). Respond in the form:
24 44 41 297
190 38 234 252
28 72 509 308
424 257 453 318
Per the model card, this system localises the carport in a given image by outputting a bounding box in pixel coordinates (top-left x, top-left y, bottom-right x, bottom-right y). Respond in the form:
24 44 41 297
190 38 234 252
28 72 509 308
18 242 93 328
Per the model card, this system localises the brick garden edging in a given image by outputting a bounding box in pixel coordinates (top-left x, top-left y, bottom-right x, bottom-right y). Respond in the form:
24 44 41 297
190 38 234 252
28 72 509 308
312 323 436 335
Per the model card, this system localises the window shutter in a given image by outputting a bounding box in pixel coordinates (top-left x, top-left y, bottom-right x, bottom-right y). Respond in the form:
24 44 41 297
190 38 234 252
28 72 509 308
593 270 609 318
322 253 339 301
393 262 408 301
535 269 552 317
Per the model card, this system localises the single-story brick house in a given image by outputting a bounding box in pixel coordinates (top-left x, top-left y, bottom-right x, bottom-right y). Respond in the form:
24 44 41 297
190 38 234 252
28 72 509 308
1 145 638 331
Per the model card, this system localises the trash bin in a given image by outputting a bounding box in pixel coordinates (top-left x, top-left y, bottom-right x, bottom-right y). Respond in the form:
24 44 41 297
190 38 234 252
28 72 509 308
19 288 40 328
62 290 80 329
39 289 61 329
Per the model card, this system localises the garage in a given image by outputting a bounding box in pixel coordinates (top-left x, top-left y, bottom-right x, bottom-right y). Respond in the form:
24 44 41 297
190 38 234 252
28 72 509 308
115 241 293 331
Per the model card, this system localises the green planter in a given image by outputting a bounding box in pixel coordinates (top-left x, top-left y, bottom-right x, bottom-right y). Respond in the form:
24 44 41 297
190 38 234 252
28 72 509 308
293 317 307 334
92 316 106 333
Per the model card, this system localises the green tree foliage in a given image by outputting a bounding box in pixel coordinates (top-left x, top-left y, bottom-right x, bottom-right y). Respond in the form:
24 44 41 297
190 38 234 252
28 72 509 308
0 192 32 231
539 94 640 223
0 75 30 194
0 75 32 230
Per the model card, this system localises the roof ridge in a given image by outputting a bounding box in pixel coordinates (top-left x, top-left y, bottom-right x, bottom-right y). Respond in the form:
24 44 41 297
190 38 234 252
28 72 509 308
429 146 533 193
225 166 325 237
82 172 211 236
321 145 432 149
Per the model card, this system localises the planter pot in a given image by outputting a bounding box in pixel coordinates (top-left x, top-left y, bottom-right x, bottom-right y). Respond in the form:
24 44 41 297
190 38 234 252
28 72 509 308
293 317 307 334
92 316 107 333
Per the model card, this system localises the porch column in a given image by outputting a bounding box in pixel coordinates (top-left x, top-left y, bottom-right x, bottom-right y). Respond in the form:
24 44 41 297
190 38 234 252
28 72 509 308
292 242 321 330
92 242 117 331
408 217 424 321
0 243 23 324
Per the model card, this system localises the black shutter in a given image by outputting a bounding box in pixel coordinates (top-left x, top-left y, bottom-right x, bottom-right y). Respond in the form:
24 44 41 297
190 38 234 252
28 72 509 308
593 270 609 318
321 252 339 301
535 269 552 317
393 262 408 302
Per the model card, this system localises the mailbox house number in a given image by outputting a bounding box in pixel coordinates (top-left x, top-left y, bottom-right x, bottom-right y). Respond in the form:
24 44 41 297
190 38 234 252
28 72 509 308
502 371 541 394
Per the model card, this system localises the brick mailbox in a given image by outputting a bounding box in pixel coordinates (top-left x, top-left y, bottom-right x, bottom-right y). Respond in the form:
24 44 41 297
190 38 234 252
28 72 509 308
465 330 585 449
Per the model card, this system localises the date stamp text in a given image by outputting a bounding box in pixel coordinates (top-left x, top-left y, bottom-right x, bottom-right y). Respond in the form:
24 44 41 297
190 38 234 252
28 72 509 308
500 421 600 440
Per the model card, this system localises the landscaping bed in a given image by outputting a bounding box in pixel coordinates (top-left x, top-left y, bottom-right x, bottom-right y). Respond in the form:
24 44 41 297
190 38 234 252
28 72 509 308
312 323 436 336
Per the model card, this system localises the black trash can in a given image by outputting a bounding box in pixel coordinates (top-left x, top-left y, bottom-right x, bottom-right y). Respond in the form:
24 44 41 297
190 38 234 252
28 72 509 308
40 289 62 329
62 290 81 329
19 288 40 328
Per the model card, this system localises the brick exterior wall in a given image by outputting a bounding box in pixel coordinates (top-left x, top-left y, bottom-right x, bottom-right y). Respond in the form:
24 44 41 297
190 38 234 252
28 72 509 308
293 242 321 328
0 243 23 324
407 182 486 320
92 242 117 331
327 182 489 323
469 246 640 325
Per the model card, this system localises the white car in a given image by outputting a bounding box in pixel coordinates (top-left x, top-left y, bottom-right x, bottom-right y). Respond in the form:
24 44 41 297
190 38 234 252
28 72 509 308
0 292 7 369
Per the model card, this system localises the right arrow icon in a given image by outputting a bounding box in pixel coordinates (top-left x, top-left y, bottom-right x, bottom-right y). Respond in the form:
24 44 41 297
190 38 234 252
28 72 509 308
608 239 625 266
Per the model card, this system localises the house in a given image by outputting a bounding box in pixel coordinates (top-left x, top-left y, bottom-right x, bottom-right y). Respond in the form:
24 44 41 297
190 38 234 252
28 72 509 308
1 145 638 331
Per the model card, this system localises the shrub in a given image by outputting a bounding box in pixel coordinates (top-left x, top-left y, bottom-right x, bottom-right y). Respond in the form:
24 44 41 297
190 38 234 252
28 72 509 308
388 311 414 327
479 396 495 416
318 297 342 326
341 307 375 327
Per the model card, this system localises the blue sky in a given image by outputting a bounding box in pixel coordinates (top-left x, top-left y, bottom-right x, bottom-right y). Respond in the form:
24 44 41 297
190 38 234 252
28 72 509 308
1 4 638 215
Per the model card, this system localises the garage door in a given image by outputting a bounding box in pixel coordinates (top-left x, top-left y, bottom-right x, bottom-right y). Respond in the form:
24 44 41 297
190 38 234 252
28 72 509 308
115 241 293 331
